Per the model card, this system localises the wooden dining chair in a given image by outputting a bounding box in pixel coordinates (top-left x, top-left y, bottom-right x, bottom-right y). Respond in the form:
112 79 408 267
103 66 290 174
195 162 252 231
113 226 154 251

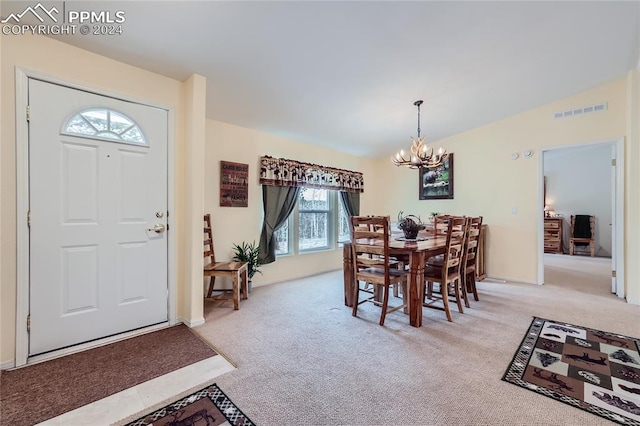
204 214 249 310
427 215 455 259
462 216 483 302
350 216 410 326
423 216 468 321
423 214 453 273
364 215 406 298
426 215 471 307
430 214 451 236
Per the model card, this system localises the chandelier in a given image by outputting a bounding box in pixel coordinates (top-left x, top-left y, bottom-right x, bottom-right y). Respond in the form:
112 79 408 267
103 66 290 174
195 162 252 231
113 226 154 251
390 100 448 169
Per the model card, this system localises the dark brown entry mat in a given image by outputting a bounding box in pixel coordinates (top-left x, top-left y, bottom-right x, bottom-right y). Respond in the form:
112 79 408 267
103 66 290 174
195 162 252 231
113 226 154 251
0 324 217 426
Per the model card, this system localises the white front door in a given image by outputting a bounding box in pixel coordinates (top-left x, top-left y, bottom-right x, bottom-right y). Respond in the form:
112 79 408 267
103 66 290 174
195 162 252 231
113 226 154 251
28 79 168 356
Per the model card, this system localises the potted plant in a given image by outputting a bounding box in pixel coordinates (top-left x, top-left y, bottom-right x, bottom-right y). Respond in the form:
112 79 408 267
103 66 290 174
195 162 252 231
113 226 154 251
231 241 262 293
429 212 439 222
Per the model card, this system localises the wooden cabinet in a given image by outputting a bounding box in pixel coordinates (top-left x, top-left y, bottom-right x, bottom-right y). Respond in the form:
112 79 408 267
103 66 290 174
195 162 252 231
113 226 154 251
476 224 487 280
544 218 563 254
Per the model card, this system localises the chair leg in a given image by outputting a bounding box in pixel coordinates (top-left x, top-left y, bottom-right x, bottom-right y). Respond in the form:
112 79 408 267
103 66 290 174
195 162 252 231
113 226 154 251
207 276 216 298
401 281 408 314
423 281 434 303
379 284 390 326
452 279 464 313
590 242 595 257
460 275 470 309
352 281 360 317
392 261 404 299
373 285 382 303
441 284 453 322
467 271 479 301
570 241 574 255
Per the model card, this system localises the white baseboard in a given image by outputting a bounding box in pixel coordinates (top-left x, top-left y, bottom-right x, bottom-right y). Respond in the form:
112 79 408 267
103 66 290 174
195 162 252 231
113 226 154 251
1 359 16 370
482 275 538 285
179 317 205 327
626 297 639 305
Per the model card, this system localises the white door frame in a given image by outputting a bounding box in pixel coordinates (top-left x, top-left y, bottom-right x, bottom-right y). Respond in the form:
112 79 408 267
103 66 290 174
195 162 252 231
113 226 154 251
14 67 177 367
536 137 625 299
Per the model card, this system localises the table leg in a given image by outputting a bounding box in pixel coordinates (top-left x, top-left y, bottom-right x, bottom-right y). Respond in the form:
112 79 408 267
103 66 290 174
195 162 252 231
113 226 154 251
232 273 240 310
241 267 248 300
408 251 425 327
343 244 354 307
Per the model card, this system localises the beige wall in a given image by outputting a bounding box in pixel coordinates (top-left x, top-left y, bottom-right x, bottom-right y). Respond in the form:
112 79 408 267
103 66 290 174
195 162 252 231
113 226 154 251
372 77 639 300
205 120 376 287
0 34 201 364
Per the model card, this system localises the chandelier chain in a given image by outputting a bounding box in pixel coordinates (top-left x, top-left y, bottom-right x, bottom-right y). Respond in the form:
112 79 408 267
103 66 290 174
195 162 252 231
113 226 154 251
415 100 422 138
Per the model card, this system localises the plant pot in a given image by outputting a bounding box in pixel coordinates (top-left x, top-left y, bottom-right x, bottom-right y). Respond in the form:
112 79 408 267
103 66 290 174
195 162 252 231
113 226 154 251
403 229 419 239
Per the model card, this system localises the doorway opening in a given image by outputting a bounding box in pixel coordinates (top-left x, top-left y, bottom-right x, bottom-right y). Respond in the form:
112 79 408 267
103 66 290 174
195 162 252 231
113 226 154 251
538 139 624 299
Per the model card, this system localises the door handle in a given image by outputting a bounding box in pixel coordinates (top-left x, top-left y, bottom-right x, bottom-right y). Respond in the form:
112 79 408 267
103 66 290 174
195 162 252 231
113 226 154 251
146 223 166 234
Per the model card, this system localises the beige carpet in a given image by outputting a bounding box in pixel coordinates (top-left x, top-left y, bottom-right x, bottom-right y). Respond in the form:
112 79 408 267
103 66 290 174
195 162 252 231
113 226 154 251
193 255 637 425
544 253 613 296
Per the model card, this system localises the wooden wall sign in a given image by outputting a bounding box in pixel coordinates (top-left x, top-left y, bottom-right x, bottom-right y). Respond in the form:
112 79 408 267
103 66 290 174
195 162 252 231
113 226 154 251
220 161 249 207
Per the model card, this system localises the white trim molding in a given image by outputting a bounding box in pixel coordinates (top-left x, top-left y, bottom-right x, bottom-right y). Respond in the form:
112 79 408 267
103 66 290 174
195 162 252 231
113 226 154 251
179 317 205 328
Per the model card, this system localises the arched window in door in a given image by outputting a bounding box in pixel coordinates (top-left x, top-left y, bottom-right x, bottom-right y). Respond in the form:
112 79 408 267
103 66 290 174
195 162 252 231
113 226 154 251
63 108 146 145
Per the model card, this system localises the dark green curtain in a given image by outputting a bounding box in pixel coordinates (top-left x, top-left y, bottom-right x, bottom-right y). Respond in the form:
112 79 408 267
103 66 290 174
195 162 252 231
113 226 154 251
258 185 301 264
340 191 360 216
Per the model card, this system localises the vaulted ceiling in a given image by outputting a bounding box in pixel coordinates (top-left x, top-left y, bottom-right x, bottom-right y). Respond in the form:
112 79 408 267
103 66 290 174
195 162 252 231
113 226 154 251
3 1 639 156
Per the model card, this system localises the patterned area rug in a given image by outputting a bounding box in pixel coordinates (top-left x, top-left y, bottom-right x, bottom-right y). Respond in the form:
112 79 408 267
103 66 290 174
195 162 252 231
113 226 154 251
503 317 640 425
124 383 254 426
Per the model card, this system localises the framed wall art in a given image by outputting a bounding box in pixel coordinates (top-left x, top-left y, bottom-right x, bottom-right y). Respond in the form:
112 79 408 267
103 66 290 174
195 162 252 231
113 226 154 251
220 161 249 207
419 154 454 200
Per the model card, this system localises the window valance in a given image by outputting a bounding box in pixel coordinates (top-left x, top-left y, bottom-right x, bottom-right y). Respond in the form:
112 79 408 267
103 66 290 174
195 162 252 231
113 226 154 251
259 156 364 193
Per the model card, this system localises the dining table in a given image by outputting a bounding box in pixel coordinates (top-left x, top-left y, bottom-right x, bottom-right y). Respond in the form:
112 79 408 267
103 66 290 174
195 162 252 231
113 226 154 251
342 229 448 328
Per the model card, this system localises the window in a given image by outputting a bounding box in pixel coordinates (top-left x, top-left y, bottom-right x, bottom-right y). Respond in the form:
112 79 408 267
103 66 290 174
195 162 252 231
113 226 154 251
337 197 350 244
275 220 290 256
63 108 146 145
274 189 349 256
299 188 331 251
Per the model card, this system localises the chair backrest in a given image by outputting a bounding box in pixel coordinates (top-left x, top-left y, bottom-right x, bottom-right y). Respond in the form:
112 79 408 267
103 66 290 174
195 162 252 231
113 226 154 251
463 216 483 271
433 214 452 236
350 216 392 283
204 214 216 264
570 215 595 239
440 216 468 282
367 215 391 234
